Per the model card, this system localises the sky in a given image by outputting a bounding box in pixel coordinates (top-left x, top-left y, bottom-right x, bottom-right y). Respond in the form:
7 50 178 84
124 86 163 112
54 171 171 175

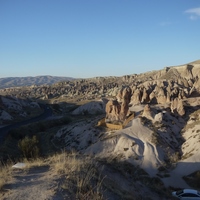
0 0 200 78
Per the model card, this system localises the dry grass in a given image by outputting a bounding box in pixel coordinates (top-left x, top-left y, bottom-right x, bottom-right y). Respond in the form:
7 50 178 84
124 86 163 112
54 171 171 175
0 160 14 190
0 157 45 191
0 151 104 199
0 150 104 198
49 151 104 199
0 156 47 191
48 151 79 174
22 157 48 168
0 150 176 199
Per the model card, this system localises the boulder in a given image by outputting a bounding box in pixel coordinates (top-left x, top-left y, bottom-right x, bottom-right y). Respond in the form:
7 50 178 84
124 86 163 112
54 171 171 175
12 162 26 169
154 112 163 123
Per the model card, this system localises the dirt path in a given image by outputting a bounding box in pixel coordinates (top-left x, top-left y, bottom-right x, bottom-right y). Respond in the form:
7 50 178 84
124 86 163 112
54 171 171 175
0 166 63 200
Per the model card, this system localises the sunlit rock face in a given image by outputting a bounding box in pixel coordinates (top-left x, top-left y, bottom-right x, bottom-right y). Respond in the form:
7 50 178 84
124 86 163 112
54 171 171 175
106 86 131 123
119 87 132 121
105 99 121 122
170 98 185 116
131 88 141 105
142 104 155 121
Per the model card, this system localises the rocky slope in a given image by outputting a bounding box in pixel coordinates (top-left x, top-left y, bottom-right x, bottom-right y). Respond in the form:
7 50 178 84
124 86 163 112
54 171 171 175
0 60 200 105
54 97 200 189
50 60 200 189
0 95 42 125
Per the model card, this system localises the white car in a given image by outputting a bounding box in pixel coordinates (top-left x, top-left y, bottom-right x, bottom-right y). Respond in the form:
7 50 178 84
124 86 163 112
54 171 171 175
172 189 200 199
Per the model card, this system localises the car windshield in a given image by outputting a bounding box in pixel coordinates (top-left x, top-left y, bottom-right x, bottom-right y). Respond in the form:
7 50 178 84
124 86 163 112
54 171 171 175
176 190 183 195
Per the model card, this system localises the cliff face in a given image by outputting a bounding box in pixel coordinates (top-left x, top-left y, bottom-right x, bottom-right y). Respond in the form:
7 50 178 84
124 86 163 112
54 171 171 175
105 86 132 123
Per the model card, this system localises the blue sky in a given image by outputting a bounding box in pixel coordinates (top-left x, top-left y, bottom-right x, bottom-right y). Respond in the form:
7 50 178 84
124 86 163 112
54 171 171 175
0 0 200 78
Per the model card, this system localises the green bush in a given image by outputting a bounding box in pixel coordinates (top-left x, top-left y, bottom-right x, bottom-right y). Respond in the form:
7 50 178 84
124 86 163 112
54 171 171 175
18 135 40 159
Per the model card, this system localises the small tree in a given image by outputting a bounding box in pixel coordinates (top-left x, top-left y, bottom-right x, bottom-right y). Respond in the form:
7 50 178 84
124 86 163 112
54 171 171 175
18 135 40 159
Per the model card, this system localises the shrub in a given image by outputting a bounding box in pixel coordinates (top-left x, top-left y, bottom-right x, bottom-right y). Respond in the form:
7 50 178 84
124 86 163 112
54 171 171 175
7 128 25 140
183 170 200 189
18 135 40 159
37 122 46 132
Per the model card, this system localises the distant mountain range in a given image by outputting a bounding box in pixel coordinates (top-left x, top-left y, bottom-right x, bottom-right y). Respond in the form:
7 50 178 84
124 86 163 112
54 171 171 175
0 76 74 89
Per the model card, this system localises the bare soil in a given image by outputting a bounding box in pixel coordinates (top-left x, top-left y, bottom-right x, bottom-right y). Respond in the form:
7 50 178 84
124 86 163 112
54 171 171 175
0 166 63 200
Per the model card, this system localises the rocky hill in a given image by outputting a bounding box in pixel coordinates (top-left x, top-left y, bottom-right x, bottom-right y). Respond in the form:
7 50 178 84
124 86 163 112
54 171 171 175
1 60 200 199
1 60 200 105
0 75 74 89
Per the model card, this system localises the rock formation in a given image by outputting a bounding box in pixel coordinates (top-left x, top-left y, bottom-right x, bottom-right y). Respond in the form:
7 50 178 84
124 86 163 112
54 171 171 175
170 98 185 116
119 87 132 121
142 104 155 121
105 99 121 122
131 88 141 105
0 60 200 106
106 87 131 123
154 112 163 123
141 88 149 104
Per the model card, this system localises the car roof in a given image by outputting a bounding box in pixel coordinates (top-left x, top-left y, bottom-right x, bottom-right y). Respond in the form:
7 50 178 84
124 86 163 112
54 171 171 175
183 189 199 194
